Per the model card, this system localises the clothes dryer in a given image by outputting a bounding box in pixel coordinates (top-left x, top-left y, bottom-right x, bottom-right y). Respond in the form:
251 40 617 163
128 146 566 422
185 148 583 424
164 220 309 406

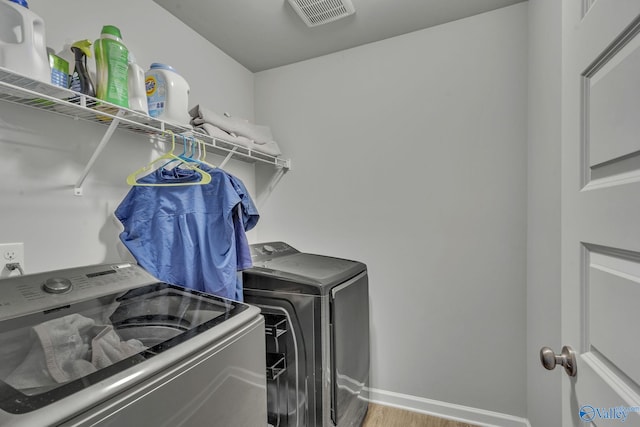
0 263 266 427
243 242 370 427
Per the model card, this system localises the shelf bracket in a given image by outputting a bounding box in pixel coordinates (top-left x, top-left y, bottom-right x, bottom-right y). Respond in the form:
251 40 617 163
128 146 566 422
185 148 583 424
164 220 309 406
256 167 287 209
74 110 124 196
219 146 238 169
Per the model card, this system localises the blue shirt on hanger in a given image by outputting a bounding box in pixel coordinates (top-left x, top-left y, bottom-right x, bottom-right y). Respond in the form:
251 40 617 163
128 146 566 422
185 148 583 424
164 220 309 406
115 165 258 301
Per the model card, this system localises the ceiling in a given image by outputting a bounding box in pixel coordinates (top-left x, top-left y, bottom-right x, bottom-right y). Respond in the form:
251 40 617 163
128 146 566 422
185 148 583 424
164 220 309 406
153 0 526 73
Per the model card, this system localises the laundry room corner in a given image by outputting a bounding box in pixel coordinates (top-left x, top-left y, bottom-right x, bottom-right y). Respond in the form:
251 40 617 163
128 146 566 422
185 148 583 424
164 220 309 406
254 2 529 424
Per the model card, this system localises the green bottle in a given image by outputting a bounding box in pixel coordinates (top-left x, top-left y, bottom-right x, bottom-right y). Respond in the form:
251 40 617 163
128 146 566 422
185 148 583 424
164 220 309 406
94 25 128 108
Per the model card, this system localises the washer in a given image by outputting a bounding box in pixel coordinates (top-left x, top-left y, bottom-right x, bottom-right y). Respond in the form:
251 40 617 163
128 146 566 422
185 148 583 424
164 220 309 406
243 242 370 427
0 263 267 427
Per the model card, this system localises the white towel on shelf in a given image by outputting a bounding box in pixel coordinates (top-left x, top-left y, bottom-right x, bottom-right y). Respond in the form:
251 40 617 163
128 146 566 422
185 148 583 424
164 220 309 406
189 105 237 134
192 121 237 141
194 122 282 157
189 104 282 156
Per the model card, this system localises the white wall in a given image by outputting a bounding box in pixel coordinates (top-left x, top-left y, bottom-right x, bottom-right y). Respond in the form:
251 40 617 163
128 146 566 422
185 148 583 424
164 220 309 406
0 0 256 273
526 0 562 425
254 3 528 418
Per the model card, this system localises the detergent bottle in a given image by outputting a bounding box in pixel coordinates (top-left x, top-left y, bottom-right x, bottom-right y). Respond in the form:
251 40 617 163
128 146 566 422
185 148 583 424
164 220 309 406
94 25 128 108
145 63 190 125
0 0 50 82
127 53 148 115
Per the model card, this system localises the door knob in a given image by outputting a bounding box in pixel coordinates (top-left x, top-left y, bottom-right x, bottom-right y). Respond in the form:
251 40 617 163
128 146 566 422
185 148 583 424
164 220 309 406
540 345 577 377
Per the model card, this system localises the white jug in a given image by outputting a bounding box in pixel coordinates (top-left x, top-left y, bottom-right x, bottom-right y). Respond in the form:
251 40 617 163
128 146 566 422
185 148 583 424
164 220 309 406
145 63 190 126
0 0 51 83
128 54 148 115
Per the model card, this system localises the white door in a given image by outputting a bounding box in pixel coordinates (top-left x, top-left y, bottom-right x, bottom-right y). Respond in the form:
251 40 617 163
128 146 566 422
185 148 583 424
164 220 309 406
560 0 640 425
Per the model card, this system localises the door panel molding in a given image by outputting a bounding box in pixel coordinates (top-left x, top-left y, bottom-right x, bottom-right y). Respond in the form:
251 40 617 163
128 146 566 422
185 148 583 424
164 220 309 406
582 16 640 189
582 244 640 393
581 352 640 408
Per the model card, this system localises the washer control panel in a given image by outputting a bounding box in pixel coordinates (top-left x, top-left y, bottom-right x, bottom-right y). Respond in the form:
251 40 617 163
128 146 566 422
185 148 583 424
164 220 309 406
249 242 300 262
0 263 156 321
43 277 73 294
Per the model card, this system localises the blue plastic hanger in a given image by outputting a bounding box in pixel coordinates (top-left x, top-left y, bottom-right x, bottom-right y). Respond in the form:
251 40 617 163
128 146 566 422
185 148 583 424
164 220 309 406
126 131 212 186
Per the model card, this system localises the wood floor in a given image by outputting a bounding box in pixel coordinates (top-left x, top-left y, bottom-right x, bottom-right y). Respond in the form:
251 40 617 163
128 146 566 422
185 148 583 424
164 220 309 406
362 404 480 427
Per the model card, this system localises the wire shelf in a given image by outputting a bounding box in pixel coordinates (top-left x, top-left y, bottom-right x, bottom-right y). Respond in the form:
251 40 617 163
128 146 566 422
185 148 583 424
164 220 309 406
0 67 291 171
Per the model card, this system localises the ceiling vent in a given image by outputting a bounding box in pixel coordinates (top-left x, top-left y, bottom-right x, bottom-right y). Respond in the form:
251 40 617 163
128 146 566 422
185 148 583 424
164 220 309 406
287 0 355 27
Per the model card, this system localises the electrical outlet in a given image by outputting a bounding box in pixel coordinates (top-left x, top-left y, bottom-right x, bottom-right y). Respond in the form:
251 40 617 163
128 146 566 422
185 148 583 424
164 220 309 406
0 243 25 278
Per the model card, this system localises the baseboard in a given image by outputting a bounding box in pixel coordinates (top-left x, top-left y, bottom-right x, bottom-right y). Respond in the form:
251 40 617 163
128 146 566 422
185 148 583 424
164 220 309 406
364 387 531 427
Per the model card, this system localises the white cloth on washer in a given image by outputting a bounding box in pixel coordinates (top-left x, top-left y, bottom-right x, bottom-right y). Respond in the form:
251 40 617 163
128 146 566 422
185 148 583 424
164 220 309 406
4 314 145 393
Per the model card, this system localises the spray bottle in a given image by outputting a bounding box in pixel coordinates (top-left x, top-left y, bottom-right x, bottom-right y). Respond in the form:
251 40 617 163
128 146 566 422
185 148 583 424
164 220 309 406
69 39 95 97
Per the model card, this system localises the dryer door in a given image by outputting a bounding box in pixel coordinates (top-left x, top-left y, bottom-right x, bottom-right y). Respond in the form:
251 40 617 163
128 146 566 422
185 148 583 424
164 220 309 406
330 271 370 426
243 294 310 427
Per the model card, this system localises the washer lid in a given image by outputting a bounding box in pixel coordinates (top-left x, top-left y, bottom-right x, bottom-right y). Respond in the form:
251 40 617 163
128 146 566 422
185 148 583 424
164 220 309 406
0 282 250 415
263 253 359 281
246 253 366 294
